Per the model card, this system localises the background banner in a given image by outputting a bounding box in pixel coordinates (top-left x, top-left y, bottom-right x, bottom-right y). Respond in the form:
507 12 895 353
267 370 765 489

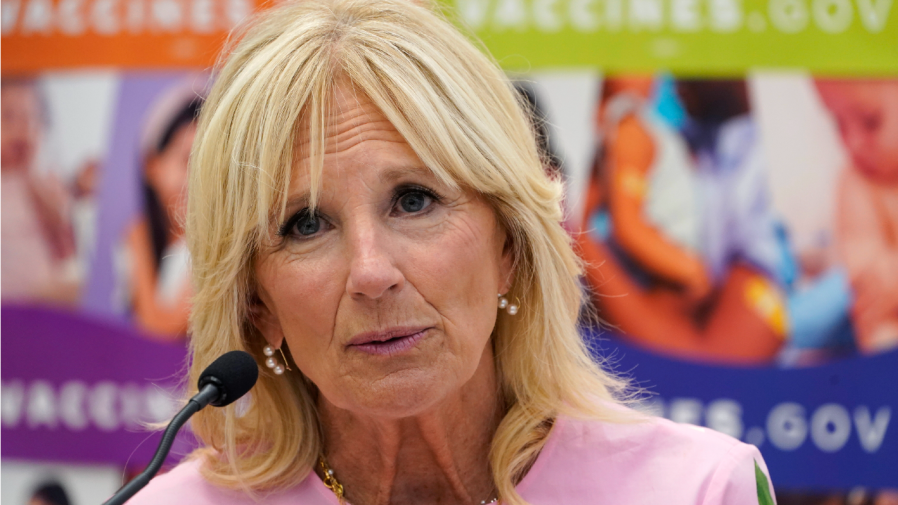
442 0 898 74
1 305 193 465
585 330 898 490
1 0 263 72
3 0 897 73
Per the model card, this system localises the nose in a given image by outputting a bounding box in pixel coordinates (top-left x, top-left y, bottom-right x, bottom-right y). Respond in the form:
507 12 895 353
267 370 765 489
345 222 404 300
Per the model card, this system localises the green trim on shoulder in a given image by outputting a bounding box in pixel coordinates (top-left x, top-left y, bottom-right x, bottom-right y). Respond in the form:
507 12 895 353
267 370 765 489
755 460 775 505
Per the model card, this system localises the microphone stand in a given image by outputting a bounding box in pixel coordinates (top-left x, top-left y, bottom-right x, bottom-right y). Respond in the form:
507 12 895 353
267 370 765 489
102 384 220 505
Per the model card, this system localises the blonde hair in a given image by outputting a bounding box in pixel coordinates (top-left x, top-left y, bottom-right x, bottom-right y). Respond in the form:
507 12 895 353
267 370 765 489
186 0 632 502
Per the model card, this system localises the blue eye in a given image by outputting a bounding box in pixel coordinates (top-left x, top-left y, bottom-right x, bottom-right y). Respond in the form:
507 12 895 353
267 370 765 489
295 214 321 236
398 191 432 213
279 209 323 238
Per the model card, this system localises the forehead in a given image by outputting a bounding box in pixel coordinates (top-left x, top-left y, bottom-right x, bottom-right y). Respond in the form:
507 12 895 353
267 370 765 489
817 81 890 111
294 83 406 158
286 82 438 206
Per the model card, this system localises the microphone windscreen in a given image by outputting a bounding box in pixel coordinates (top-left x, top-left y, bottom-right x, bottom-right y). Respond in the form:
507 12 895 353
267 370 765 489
197 350 259 407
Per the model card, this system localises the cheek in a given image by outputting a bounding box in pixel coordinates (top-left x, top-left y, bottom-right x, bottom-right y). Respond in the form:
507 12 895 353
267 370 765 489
405 212 503 351
153 159 188 200
877 123 898 176
170 162 189 192
880 153 898 179
260 256 346 375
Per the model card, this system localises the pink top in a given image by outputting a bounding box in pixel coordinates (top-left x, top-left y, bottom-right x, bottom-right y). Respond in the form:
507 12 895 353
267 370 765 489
129 414 775 505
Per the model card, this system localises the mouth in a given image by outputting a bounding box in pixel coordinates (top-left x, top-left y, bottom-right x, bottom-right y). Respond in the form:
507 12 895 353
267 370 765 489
347 327 431 356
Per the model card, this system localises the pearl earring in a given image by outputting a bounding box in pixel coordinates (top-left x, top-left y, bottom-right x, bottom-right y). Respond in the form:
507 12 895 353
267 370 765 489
498 293 518 316
263 345 291 375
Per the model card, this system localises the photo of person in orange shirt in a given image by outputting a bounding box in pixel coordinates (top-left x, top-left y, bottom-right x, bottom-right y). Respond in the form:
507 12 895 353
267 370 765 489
579 76 787 364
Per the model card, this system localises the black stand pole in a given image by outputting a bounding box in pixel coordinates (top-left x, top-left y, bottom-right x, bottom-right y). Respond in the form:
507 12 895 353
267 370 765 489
102 385 218 505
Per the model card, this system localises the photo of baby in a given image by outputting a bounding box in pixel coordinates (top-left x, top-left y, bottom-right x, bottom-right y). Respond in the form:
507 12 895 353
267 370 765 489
816 80 898 355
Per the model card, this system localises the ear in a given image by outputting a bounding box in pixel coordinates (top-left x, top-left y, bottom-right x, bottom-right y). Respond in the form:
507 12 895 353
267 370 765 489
248 292 285 350
499 232 516 295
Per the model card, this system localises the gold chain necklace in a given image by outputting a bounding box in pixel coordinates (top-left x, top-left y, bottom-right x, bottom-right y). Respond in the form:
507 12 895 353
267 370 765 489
319 456 346 504
317 455 498 505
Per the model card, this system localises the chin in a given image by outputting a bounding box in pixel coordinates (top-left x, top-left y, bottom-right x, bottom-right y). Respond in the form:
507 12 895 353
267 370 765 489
339 369 458 419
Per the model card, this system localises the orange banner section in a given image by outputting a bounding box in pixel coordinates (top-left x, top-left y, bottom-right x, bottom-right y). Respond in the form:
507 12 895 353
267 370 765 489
1 0 269 73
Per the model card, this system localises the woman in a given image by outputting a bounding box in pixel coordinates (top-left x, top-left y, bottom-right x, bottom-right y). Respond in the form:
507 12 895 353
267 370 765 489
119 84 201 338
132 0 775 503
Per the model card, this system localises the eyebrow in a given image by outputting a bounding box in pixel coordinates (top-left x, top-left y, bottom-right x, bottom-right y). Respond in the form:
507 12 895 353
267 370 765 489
278 164 438 218
282 194 312 216
379 165 434 183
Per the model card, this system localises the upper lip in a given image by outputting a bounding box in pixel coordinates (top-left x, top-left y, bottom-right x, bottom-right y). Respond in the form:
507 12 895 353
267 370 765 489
346 326 431 346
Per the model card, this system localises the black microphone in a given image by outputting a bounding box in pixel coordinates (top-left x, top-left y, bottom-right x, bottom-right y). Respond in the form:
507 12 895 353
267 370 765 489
103 351 259 505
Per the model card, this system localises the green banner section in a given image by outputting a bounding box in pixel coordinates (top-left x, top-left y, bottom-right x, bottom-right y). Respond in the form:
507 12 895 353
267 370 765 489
440 0 898 74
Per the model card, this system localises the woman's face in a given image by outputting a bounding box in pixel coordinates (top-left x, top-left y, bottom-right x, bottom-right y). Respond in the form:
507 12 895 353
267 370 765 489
146 121 197 230
253 86 513 418
1 83 43 173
